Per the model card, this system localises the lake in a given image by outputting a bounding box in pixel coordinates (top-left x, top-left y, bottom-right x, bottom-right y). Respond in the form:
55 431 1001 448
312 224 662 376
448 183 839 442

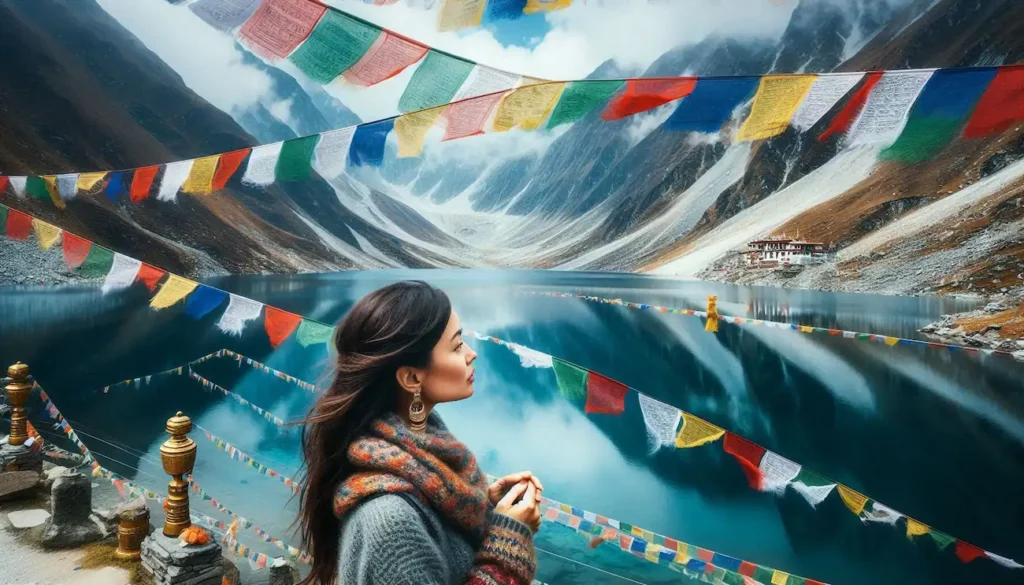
1 269 1022 585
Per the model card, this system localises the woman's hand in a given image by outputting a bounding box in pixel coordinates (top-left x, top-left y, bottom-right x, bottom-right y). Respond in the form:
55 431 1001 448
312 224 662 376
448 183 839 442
488 471 543 506
494 481 542 533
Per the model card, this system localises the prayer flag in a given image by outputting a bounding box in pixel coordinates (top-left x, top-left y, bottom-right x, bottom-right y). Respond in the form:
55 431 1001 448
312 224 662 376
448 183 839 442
31 219 62 250
40 175 64 209
836 485 869 516
506 343 553 368
674 413 725 448
77 172 106 191
395 107 445 158
736 74 817 141
190 0 263 31
131 166 159 202
486 0 527 21
905 517 930 539
78 245 115 279
101 254 142 294
603 78 697 121
493 82 566 132
551 359 587 401
790 469 836 507
289 9 381 84
276 135 319 181
62 232 92 268
443 92 505 141
548 80 624 129
218 294 264 335
723 433 766 489
738 562 757 578
159 160 194 201
185 285 228 319
296 320 335 347
524 0 571 13
8 177 27 198
342 31 428 87
861 500 902 525
182 155 220 194
712 554 742 572
240 0 327 59
792 73 864 131
771 570 789 585
437 0 487 32
26 177 51 202
664 76 759 133
955 541 986 564
104 172 127 203
758 450 801 495
398 50 474 113
882 68 997 163
964 64 1024 138
265 306 303 348
349 119 394 167
818 72 883 141
136 264 166 292
212 148 250 190
584 372 627 415
0 177 8 196
150 275 199 309
985 551 1023 569
637 394 680 452
243 142 284 186
846 69 935 146
314 128 356 178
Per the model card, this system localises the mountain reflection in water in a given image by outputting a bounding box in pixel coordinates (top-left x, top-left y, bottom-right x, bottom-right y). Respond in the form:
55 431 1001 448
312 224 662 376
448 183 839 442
1 270 1021 585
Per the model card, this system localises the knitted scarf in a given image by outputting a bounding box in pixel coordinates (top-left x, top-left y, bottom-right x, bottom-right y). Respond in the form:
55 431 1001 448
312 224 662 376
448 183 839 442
333 411 490 543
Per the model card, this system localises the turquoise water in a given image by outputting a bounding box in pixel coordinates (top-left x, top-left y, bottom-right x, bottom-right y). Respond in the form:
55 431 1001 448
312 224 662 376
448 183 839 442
2 270 1022 585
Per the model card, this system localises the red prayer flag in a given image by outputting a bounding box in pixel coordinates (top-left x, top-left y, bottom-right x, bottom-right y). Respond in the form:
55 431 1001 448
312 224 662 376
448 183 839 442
697 548 714 562
342 31 428 87
131 166 159 203
135 264 166 292
0 176 9 195
723 432 767 490
964 65 1024 138
443 93 506 141
663 537 679 551
618 534 631 550
602 78 697 121
818 71 883 142
954 541 986 564
240 0 326 59
212 149 251 190
738 561 757 577
584 372 627 415
62 232 92 268
5 208 33 240
265 307 303 348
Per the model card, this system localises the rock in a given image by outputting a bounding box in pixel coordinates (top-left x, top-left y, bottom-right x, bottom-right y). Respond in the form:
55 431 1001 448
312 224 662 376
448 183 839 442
42 464 72 490
0 470 41 502
40 472 106 548
984 301 1006 313
93 507 120 533
141 532 223 585
269 558 299 585
7 508 50 528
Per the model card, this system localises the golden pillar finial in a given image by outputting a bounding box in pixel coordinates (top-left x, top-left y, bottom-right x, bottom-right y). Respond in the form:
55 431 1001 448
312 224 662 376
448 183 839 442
159 411 196 537
4 362 32 447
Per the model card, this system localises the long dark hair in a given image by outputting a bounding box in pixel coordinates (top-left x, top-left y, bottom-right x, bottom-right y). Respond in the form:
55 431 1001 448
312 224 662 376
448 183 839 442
297 281 452 585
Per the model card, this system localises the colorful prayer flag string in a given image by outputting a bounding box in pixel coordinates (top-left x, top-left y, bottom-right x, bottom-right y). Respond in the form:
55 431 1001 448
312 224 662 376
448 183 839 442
187 368 287 426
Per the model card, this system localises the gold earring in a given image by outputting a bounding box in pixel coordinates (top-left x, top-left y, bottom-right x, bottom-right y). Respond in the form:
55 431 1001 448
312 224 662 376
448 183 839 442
408 391 427 433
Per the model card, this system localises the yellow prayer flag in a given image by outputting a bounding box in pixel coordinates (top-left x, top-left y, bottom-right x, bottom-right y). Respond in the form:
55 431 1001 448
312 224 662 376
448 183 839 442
41 175 65 209
837 485 869 516
524 0 572 14
150 274 198 310
675 412 725 448
630 526 643 537
32 219 62 250
771 570 790 585
799 325 814 333
395 107 445 158
737 74 817 141
181 155 219 194
645 545 660 563
674 551 691 565
437 0 486 32
77 172 106 191
905 517 930 539
493 82 566 132
884 336 899 346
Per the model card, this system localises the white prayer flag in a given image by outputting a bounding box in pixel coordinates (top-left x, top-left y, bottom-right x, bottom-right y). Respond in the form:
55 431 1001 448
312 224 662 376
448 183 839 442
453 65 520 101
758 451 801 495
313 128 356 179
217 294 263 335
985 552 1023 569
507 342 553 369
242 142 283 187
847 69 935 146
102 254 142 294
159 160 194 202
861 501 902 525
791 73 864 131
56 174 79 200
9 176 27 198
791 481 836 507
637 394 681 453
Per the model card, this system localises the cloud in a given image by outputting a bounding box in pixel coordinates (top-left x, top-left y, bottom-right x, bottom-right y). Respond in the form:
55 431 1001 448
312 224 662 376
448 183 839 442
95 0 275 113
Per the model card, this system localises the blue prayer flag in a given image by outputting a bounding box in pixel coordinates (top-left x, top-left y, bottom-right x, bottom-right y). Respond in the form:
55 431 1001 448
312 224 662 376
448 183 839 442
349 119 395 167
105 172 127 203
664 76 759 133
185 285 228 319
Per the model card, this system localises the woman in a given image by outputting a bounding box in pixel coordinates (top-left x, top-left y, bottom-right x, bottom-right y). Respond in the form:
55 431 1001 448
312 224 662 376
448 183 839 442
297 281 543 585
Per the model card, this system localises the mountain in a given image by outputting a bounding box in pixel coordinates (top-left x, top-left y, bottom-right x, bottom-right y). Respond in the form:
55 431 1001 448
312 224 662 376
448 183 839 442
1 0 1022 298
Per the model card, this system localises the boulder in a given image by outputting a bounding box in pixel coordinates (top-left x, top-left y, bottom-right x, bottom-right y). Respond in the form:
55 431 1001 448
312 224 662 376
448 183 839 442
40 472 106 548
269 558 299 585
0 470 41 503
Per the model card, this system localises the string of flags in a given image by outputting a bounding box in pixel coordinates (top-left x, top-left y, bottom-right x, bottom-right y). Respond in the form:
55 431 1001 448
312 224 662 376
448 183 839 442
92 350 223 395
188 368 288 426
528 291 1022 360
2 64 1022 215
195 424 305 495
0 205 337 349
222 349 322 393
472 332 1023 572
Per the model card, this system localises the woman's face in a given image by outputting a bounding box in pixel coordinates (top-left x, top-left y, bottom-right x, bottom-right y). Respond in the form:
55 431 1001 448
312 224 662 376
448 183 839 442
420 310 477 405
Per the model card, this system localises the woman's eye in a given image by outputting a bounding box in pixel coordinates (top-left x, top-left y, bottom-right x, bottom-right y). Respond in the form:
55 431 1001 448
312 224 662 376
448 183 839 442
455 342 464 351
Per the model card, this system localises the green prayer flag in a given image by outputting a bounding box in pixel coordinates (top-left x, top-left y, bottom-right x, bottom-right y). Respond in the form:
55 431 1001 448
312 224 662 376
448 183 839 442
686 544 699 558
0 204 8 229
653 534 665 546
547 80 624 129
722 571 744 585
618 522 632 533
25 177 50 201
78 245 115 279
296 320 334 347
276 135 319 181
754 567 775 583
880 117 964 164
787 577 807 585
711 567 726 581
288 10 381 84
552 359 587 401
794 468 832 487
398 50 473 113
929 530 956 550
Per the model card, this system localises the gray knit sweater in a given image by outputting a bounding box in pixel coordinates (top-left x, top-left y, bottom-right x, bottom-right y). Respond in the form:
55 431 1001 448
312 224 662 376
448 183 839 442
338 493 536 585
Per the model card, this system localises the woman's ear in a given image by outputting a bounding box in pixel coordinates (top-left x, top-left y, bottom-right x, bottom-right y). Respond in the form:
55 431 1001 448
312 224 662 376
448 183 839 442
395 366 423 394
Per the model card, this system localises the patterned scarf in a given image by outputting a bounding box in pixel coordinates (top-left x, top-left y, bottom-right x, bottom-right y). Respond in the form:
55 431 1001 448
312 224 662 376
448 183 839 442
333 411 490 543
